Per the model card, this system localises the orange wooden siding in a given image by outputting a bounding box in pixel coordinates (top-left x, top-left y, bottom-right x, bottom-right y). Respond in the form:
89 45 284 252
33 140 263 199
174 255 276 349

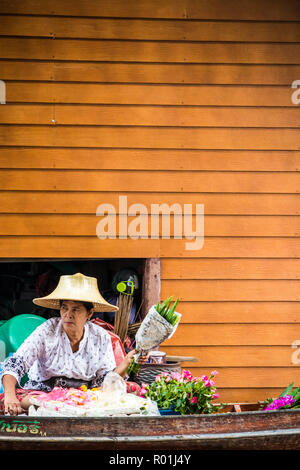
0 0 300 403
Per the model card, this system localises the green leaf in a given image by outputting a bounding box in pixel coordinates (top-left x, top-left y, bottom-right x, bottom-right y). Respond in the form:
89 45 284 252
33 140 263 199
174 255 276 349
279 382 294 397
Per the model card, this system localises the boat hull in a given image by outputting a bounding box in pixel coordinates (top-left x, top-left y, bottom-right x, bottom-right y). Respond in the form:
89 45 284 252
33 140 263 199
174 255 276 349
1 405 300 450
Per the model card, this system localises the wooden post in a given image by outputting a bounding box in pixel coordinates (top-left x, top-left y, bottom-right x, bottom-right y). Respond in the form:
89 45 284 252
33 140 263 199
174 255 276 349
142 258 161 319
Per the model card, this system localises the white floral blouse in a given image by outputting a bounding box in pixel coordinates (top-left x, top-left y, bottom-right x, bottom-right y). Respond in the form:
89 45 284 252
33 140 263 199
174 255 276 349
1 317 116 391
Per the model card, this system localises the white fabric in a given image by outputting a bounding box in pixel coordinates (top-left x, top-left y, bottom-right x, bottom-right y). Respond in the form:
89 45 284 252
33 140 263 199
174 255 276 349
1 317 116 390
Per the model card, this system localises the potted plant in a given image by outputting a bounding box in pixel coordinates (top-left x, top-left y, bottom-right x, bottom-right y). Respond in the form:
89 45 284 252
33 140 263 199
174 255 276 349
140 369 225 415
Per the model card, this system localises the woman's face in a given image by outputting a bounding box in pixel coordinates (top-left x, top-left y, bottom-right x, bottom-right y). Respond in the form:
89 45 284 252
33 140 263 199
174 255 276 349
60 300 94 337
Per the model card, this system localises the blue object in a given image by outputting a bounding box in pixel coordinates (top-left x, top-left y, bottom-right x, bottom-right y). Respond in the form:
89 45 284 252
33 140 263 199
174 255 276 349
159 407 181 416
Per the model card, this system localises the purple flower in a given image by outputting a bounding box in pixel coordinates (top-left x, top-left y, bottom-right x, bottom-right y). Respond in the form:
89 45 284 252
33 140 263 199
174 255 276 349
264 394 295 410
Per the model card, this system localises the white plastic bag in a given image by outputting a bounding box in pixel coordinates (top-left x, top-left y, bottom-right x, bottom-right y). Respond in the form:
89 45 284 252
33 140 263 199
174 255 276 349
135 305 181 358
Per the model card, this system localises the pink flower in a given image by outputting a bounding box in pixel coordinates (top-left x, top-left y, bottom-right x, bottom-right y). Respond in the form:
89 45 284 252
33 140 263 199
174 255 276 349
171 372 181 381
201 375 208 382
211 370 219 376
190 396 197 404
165 376 171 382
205 379 215 387
140 383 148 397
212 393 219 400
182 369 193 379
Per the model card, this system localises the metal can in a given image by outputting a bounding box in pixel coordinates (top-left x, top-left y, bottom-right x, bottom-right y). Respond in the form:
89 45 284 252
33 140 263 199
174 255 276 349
148 350 166 364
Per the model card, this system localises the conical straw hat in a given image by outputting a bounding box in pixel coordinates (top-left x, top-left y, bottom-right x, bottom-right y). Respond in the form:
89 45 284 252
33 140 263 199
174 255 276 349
33 272 118 312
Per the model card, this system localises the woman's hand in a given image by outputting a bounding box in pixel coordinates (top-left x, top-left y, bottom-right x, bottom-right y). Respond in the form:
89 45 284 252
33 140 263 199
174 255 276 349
114 349 149 377
4 393 24 416
126 349 149 364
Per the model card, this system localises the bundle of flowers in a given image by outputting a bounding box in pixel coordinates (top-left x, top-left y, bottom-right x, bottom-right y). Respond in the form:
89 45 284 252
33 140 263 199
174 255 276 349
140 369 226 415
262 382 300 411
127 296 181 375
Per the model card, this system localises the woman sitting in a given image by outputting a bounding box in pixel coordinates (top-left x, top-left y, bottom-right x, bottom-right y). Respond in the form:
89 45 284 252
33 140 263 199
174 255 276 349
0 273 145 415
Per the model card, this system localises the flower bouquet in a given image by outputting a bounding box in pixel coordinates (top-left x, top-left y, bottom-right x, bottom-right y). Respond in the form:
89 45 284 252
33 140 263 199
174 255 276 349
140 369 226 415
261 382 300 411
126 296 181 375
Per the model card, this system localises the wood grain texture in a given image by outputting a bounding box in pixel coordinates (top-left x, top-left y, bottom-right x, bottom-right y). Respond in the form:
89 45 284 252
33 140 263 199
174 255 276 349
1 148 300 171
1 191 300 215
1 104 299 127
1 236 300 258
2 38 300 63
1 61 299 85
162 345 299 366
162 258 300 279
2 16 300 42
163 324 300 346
161 279 300 301
2 36 300 65
1 169 300 192
0 127 299 150
1 214 300 237
153 301 300 323
6 82 294 106
0 0 299 21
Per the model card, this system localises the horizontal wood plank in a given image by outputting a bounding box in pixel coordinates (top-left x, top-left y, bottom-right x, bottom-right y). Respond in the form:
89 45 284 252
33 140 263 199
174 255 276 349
1 236 300 258
1 104 299 128
160 367 300 388
1 16 300 42
163 324 300 346
2 214 300 237
0 0 299 21
2 38 300 63
161 279 300 301
162 345 299 367
1 61 299 85
1 149 300 172
0 127 299 150
216 388 284 403
1 169 300 192
1 192 300 215
162 258 300 279
154 301 300 323
6 82 294 106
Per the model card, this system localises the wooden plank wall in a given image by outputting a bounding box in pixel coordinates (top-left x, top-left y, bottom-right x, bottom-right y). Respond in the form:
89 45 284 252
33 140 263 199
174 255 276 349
0 0 300 402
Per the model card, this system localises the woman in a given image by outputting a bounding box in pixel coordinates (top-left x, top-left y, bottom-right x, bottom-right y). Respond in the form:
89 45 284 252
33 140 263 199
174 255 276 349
1 273 146 415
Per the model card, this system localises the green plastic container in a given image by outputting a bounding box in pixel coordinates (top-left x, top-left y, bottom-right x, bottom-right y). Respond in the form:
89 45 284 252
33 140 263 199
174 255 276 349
0 314 46 358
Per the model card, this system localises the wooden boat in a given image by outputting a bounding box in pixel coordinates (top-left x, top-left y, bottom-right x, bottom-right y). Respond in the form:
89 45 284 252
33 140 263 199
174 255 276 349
0 403 300 450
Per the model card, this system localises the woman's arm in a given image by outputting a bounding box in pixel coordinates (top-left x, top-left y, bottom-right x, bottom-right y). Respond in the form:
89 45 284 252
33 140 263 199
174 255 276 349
114 349 148 378
2 374 24 415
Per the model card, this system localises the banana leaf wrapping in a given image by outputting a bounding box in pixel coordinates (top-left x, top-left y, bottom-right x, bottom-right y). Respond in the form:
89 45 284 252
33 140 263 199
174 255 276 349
134 305 181 360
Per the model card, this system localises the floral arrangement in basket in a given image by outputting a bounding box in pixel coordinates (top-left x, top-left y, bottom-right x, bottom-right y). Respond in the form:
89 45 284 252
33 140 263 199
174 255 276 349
126 296 180 376
140 369 226 415
261 382 300 411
